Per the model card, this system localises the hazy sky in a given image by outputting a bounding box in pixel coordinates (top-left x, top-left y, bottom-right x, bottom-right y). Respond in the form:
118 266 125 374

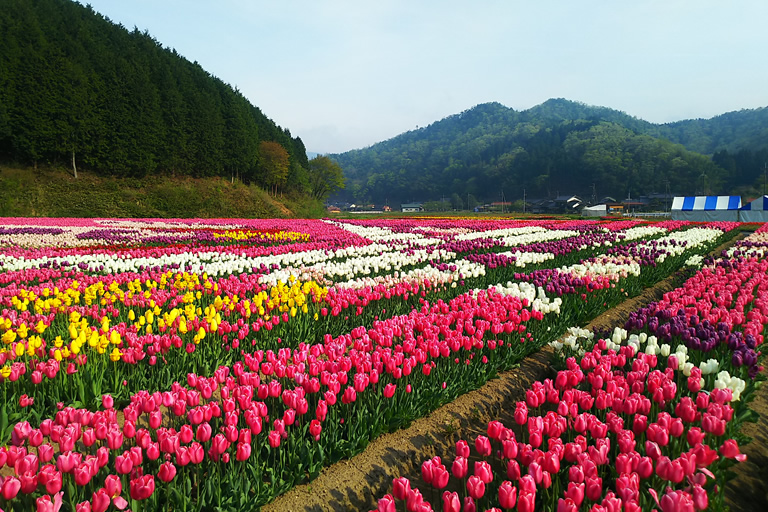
83 0 768 154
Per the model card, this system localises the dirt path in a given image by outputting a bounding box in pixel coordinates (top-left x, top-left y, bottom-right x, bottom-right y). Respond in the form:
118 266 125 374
725 371 768 511
264 233 762 512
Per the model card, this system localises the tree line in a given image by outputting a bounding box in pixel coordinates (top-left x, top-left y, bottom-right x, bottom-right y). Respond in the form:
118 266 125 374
0 0 344 200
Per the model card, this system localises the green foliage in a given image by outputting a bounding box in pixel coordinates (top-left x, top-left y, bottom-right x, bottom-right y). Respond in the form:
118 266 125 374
333 99 767 205
0 165 317 218
308 155 346 200
0 0 308 193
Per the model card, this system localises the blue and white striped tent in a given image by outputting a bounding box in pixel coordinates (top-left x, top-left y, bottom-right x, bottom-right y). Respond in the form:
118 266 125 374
671 196 741 222
739 196 768 222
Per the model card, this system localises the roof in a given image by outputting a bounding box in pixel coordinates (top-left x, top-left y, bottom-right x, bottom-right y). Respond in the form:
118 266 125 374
671 196 741 211
740 196 768 211
400 203 423 208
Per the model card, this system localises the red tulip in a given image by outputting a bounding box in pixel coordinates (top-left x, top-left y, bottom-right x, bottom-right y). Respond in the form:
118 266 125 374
441 491 461 512
498 480 517 510
452 456 468 479
91 489 111 512
720 439 747 462
487 420 504 440
455 440 470 458
129 474 155 500
466 475 485 500
474 460 493 484
196 422 212 442
421 460 434 485
158 461 177 483
268 430 281 448
377 494 396 512
383 383 397 398
35 492 63 512
1 476 21 500
104 474 122 498
393 477 411 501
518 491 535 512
475 435 491 457
432 464 449 489
106 429 123 450
692 485 708 511
514 402 528 425
236 441 252 461
115 453 133 475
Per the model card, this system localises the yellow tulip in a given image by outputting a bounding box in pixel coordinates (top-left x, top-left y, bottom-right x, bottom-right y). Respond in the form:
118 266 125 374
2 330 16 344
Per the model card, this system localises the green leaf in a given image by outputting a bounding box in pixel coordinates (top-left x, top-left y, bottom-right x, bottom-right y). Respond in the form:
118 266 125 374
0 402 8 442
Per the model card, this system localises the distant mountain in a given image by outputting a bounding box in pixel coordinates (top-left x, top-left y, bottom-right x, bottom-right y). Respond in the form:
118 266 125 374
333 99 768 205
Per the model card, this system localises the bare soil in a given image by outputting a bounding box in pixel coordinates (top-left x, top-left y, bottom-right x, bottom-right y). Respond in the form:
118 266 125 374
265 233 767 512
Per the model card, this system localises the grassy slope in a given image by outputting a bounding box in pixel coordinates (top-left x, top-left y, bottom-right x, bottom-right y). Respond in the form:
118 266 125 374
0 166 326 219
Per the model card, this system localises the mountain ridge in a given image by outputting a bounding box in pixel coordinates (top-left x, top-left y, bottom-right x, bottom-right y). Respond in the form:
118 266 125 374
332 99 768 206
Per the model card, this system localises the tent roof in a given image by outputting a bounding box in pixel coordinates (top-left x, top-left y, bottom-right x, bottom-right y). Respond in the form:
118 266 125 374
740 196 768 211
671 196 741 211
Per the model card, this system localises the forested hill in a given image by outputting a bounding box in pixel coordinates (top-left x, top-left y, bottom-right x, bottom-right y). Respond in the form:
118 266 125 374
0 0 307 189
333 99 768 205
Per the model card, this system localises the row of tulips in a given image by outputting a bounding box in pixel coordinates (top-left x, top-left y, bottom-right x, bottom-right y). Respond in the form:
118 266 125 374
0 222 740 510
369 228 762 512
0 223 736 424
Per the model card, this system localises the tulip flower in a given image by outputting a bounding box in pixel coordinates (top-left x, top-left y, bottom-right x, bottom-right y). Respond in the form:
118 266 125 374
467 475 485 500
442 491 461 512
498 480 517 510
129 474 155 500
720 439 747 462
377 494 396 512
393 477 411 501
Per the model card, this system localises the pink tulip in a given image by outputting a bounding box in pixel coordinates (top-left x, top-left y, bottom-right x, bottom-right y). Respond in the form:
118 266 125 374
91 489 111 512
466 475 485 500
517 491 535 512
452 456 468 479
1 475 21 500
720 439 747 462
475 435 491 457
432 464 449 489
158 461 177 483
498 480 517 510
474 460 493 484
455 440 470 458
393 477 411 501
129 474 155 500
383 383 397 398
377 494 396 512
442 491 461 512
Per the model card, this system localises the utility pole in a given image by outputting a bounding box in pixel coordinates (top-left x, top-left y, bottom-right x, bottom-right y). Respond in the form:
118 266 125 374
764 162 766 196
523 188 526 214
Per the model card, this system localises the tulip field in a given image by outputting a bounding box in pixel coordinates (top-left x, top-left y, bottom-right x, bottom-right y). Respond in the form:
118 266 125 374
0 216 762 511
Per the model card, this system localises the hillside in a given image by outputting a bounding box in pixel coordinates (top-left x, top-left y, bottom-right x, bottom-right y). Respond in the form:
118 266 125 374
333 99 768 205
0 0 339 202
0 165 326 218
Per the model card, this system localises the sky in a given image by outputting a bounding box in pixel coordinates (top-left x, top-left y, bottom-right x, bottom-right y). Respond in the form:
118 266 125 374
83 0 768 155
